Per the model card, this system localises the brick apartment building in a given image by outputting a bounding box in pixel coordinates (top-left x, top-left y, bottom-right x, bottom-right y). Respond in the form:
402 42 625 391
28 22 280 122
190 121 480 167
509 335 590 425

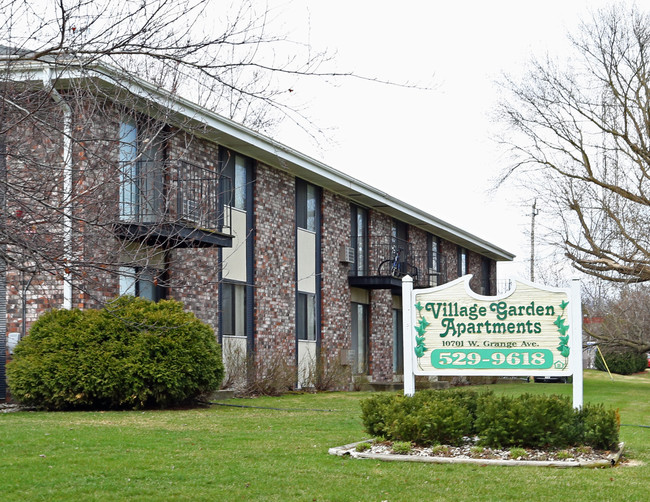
0 60 514 399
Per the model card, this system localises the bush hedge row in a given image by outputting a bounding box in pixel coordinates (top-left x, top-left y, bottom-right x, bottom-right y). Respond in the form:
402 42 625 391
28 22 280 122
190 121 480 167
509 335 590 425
8 296 224 410
360 388 619 450
595 349 647 375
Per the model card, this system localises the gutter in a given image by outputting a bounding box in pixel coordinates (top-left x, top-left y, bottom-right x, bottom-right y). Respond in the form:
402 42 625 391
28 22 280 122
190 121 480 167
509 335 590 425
43 69 73 309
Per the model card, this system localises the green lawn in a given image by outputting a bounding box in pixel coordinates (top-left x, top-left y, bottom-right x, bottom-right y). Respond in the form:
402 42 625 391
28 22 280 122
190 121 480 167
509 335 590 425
1 370 649 501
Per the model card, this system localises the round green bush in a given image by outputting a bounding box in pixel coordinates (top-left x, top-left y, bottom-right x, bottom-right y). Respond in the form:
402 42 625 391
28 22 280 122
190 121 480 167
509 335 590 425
595 348 647 375
8 296 224 410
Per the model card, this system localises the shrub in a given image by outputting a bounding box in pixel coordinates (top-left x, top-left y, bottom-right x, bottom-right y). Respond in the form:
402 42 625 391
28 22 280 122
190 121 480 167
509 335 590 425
595 349 647 375
303 349 351 391
360 388 481 446
360 392 399 438
475 394 619 449
239 353 296 397
8 296 224 410
577 404 620 450
509 447 527 459
391 441 412 455
414 387 488 434
360 390 619 450
475 394 577 448
384 396 472 446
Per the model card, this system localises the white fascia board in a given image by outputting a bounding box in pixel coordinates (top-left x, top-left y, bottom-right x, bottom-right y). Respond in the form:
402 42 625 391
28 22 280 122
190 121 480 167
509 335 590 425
5 60 515 261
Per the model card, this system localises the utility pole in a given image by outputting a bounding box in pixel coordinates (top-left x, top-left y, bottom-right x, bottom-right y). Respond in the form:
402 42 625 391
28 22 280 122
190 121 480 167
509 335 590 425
530 199 539 281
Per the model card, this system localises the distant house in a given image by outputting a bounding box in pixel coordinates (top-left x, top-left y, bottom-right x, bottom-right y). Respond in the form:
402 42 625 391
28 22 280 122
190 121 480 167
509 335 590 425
0 60 514 399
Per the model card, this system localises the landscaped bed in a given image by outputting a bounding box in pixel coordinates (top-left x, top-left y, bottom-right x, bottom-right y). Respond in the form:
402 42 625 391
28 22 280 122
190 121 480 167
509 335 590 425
330 438 625 468
340 387 624 468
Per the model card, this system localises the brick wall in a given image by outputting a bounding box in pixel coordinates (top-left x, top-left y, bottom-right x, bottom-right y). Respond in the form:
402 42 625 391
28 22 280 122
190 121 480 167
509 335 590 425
253 165 296 364
166 131 222 331
409 226 429 286
369 289 393 383
320 191 352 368
468 250 482 293
3 95 68 336
368 211 392 275
168 248 220 331
367 211 393 382
71 101 123 309
441 240 459 282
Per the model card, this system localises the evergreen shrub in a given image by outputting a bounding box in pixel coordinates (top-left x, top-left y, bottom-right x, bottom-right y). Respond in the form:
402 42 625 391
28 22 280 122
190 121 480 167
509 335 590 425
360 389 619 450
595 349 647 375
475 394 579 448
8 296 223 410
360 388 484 446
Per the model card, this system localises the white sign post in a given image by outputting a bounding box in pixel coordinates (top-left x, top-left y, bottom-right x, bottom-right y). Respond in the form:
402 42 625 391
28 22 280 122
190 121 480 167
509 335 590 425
402 275 415 397
402 275 583 408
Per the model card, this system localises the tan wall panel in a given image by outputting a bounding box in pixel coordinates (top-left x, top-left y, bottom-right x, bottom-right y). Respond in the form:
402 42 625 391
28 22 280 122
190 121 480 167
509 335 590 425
351 287 369 305
222 208 247 282
298 340 317 388
297 228 316 293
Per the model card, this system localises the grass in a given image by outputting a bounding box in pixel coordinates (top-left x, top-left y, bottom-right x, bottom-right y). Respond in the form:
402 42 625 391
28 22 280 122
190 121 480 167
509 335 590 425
1 369 649 501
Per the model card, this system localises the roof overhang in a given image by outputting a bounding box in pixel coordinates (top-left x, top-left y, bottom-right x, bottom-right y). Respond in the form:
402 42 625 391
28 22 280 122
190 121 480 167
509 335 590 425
3 59 515 262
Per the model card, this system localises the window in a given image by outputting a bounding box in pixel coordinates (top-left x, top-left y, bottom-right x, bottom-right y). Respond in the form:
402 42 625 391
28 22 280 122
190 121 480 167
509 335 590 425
458 247 468 277
118 120 164 222
221 151 249 211
297 292 316 341
119 266 166 302
119 121 137 220
222 282 246 337
391 219 408 268
351 205 368 276
391 220 408 246
393 308 403 374
428 234 441 286
296 180 317 232
351 302 369 374
481 257 492 296
234 156 247 210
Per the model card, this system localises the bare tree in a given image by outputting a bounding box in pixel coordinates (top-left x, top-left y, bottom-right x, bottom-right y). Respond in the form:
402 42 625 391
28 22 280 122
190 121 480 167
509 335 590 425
1 0 341 131
497 4 650 283
0 0 345 337
584 285 650 354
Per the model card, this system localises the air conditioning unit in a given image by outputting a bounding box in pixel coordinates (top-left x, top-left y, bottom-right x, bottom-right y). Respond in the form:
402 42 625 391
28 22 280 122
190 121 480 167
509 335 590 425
339 244 355 263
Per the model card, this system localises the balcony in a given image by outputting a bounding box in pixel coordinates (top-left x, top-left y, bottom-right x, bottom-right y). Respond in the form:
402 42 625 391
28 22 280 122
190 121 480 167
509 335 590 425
113 160 233 248
347 236 447 292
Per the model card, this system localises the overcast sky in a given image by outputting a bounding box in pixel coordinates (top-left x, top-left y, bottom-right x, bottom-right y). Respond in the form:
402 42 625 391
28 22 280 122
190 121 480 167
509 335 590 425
266 0 618 279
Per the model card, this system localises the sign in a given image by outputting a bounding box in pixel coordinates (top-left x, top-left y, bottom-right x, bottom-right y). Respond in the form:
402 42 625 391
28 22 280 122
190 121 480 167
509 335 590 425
402 275 583 408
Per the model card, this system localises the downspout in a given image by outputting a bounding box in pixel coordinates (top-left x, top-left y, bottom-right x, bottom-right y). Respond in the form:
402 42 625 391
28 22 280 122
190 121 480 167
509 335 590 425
43 70 73 309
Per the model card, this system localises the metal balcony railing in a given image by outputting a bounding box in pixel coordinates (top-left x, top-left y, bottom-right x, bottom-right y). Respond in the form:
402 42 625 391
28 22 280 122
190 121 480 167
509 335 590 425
347 235 447 288
118 160 231 235
175 161 231 234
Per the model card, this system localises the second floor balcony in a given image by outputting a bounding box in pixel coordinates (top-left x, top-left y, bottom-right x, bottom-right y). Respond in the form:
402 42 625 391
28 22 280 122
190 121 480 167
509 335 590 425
113 160 233 248
347 236 447 292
